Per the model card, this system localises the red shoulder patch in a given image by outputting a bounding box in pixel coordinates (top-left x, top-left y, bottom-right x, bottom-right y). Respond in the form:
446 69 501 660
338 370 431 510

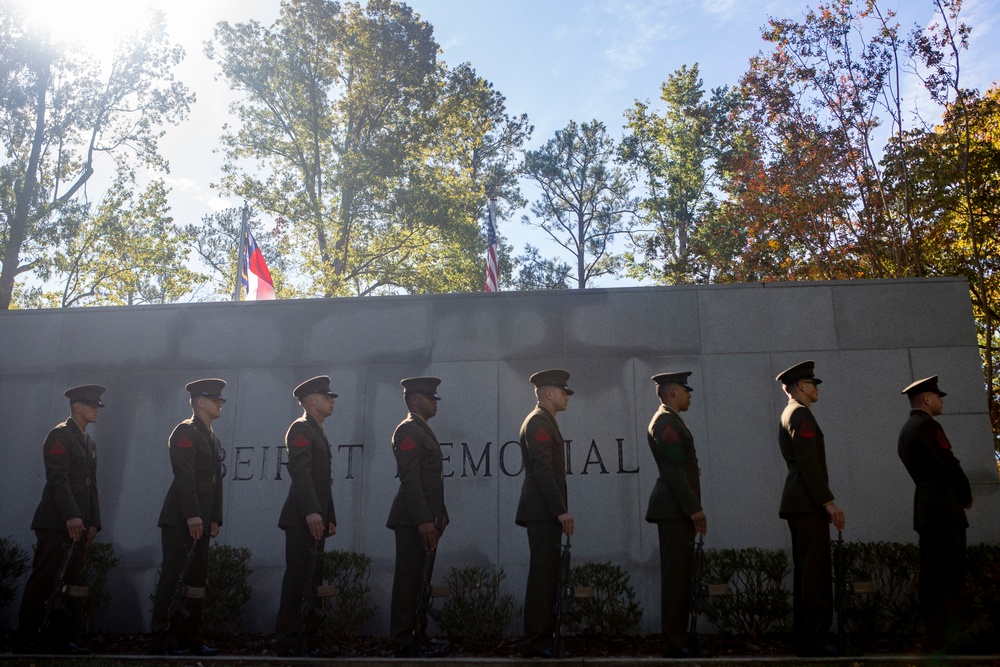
176 435 194 449
935 430 952 450
399 436 417 451
534 427 551 442
291 433 309 448
799 421 816 438
660 425 679 443
49 441 67 456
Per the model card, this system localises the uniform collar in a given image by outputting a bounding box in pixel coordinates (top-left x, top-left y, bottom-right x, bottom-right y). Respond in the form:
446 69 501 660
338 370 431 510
192 414 213 436
536 404 557 421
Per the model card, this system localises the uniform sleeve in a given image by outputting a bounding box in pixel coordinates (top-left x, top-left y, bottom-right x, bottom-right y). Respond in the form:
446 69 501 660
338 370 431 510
287 424 323 517
43 429 82 523
917 420 973 506
524 416 568 517
651 415 702 516
212 436 224 526
393 424 434 525
90 437 102 530
789 409 835 506
169 426 202 520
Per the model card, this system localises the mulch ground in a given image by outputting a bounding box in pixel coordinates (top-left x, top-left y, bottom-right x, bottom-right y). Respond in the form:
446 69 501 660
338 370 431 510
2 630 966 659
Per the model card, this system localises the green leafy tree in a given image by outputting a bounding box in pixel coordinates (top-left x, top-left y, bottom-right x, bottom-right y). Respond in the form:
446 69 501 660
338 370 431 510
513 244 571 290
0 4 193 309
40 172 204 306
521 120 635 288
620 64 724 284
206 0 529 296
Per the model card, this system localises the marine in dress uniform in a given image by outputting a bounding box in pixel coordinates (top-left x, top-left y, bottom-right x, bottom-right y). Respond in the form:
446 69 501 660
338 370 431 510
149 379 226 656
775 361 845 658
274 375 338 657
386 376 448 657
645 372 706 658
516 369 574 659
16 385 105 655
897 376 973 652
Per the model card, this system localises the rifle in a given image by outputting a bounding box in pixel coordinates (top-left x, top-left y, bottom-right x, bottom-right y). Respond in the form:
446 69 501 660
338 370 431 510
835 530 847 654
152 537 200 655
833 530 874 656
410 519 442 653
688 534 727 657
296 539 335 656
687 534 707 657
36 540 79 644
552 534 573 658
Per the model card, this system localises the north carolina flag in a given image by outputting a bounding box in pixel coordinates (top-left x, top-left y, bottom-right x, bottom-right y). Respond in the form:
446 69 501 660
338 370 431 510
240 226 276 300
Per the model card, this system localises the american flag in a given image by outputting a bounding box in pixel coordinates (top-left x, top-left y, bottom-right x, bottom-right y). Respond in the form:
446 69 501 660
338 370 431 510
485 198 498 292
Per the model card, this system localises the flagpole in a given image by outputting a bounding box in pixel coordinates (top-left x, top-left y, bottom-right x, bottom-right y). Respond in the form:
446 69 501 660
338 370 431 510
233 204 249 301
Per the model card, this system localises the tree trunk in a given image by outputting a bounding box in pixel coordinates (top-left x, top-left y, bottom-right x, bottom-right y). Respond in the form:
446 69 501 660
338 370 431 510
0 62 49 310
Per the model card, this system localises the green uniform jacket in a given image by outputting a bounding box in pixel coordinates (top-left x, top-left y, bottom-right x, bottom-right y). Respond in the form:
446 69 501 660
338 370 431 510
386 413 447 527
778 399 834 517
897 409 972 531
645 405 701 522
157 416 224 528
516 405 568 526
278 414 336 528
31 419 101 532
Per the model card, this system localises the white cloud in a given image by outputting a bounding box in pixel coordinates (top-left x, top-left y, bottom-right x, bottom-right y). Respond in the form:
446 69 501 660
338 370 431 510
701 0 740 21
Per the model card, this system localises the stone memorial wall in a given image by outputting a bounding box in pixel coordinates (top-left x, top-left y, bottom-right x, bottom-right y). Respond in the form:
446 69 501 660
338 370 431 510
1 277 997 634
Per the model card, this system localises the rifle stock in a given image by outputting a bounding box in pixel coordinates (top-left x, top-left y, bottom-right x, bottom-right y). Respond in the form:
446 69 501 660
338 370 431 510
835 530 849 655
552 534 573 658
152 537 199 655
37 540 78 643
295 539 327 655
411 518 441 651
687 534 706 657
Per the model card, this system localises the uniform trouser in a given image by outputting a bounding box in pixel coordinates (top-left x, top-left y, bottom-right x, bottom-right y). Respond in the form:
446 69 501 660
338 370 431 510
389 526 435 647
523 520 561 654
17 529 87 647
274 526 326 652
786 514 832 652
150 525 210 650
918 526 967 650
657 520 696 650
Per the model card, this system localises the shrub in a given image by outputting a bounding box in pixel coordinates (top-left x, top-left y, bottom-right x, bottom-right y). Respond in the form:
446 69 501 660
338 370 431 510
568 561 642 636
703 547 791 639
320 550 377 641
77 542 123 634
838 540 919 641
203 544 253 635
0 537 29 611
438 565 517 649
965 543 1000 649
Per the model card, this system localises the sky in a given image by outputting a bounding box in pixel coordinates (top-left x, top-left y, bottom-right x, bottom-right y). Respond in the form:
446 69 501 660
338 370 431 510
11 0 1000 293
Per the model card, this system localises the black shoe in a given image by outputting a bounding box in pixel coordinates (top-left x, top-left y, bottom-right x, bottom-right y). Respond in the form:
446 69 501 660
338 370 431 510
394 644 420 658
522 646 570 659
191 644 219 656
66 642 92 655
798 643 839 657
309 646 341 658
168 646 191 656
663 647 690 658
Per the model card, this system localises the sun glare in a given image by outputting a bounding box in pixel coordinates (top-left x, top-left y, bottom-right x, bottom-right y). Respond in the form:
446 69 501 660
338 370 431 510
14 0 159 57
